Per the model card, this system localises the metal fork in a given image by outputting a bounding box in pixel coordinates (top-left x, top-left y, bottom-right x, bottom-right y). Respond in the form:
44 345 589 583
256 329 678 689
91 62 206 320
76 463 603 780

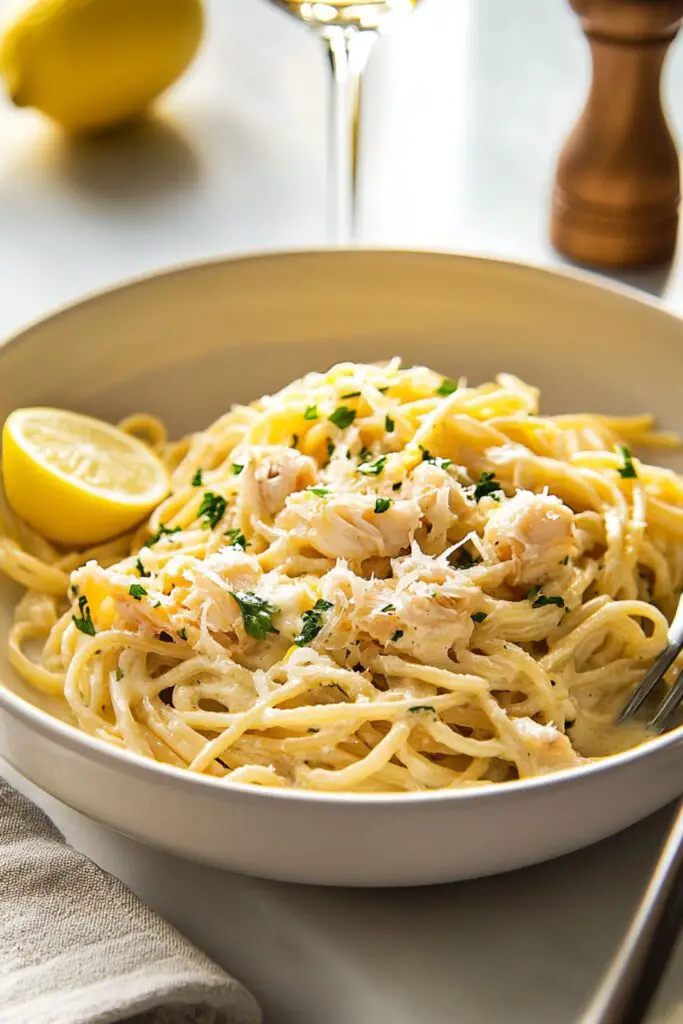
579 799 683 1024
618 592 683 733
578 593 683 1023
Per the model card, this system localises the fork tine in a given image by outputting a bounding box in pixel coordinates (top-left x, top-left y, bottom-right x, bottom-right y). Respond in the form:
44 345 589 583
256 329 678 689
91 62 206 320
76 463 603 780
648 673 683 733
617 643 680 724
618 592 683 727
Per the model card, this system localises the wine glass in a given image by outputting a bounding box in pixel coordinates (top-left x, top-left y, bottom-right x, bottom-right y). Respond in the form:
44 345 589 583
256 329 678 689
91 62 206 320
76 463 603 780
266 1 421 244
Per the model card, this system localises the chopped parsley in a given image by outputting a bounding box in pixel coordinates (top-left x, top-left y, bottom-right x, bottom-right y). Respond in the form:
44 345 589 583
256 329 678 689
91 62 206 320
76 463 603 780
128 583 147 601
381 604 396 613
471 611 488 623
561 555 570 566
374 498 392 514
226 528 248 550
291 434 299 449
303 405 319 421
456 547 477 568
436 378 458 397
199 491 227 529
473 471 501 501
378 386 390 394
532 594 566 610
191 468 203 487
617 445 637 479
341 390 361 399
358 446 371 463
326 439 335 461
178 627 188 641
357 455 387 477
391 629 404 642
229 590 280 640
147 523 181 547
328 406 356 430
307 486 330 497
231 463 244 476
135 557 149 577
115 667 124 682
392 481 402 492
385 414 395 432
158 631 174 643
409 704 435 713
294 599 334 647
72 595 96 636
419 446 452 470
527 586 541 600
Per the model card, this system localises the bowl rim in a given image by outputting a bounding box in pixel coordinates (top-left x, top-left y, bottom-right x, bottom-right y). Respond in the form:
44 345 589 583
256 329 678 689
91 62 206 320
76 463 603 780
1 245 682 809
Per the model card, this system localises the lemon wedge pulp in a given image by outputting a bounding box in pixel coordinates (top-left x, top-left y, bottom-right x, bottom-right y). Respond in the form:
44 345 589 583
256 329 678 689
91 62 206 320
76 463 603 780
2 408 169 547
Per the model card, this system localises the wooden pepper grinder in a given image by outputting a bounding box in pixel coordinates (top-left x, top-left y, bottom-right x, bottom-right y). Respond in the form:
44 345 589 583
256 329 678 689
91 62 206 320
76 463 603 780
551 0 683 268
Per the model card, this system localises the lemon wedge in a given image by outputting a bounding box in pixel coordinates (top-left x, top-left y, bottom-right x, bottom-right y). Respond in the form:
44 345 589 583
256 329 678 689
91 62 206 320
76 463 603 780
2 408 169 547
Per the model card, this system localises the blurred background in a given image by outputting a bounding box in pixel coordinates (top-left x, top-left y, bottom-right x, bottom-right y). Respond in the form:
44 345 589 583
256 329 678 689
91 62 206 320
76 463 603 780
3 0 683 339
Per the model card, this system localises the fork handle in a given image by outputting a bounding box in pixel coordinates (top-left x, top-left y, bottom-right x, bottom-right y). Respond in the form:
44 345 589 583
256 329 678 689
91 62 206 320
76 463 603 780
580 800 683 1024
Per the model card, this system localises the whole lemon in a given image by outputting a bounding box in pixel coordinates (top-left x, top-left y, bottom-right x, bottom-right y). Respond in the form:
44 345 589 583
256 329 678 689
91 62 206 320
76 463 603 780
0 0 204 133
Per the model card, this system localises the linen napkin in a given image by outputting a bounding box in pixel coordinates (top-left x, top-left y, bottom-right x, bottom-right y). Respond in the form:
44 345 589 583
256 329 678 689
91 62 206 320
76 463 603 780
0 777 262 1024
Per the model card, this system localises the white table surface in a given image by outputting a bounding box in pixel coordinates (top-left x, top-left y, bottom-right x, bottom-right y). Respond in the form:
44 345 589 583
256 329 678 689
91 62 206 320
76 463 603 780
3 0 683 1021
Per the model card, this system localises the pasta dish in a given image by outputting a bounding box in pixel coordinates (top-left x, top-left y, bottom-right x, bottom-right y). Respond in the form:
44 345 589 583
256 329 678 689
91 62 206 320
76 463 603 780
1 360 681 792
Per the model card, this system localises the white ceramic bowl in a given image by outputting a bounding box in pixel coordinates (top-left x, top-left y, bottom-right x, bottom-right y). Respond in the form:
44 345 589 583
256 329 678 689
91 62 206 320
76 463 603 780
1 250 683 887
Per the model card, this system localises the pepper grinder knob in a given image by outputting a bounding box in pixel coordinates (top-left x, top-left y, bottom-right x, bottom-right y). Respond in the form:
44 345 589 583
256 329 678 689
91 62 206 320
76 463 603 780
551 0 683 268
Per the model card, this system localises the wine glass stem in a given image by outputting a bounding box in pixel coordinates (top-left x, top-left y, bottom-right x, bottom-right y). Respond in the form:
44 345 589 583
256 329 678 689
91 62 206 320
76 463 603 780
324 27 376 245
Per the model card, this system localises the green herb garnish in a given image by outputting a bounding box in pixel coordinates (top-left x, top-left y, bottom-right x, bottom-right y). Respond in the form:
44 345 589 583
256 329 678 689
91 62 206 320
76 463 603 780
229 590 280 640
381 604 395 613
294 598 334 647
226 528 248 550
307 486 330 497
409 705 435 713
392 481 402 492
436 378 458 397
532 594 566 610
191 468 203 487
328 406 356 430
199 491 227 529
291 434 299 449
129 583 147 601
385 415 395 433
304 405 319 421
115 667 124 681
618 445 637 479
135 557 149 577
357 455 387 477
326 439 335 461
456 547 477 568
147 524 181 547
341 391 361 399
471 611 488 623
391 629 404 642
473 471 501 501
72 595 96 636
178 627 188 641
374 498 392 514
231 463 244 476
419 446 452 470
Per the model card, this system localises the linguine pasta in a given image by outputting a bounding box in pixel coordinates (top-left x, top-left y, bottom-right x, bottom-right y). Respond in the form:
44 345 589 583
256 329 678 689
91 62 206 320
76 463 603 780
2 360 682 792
